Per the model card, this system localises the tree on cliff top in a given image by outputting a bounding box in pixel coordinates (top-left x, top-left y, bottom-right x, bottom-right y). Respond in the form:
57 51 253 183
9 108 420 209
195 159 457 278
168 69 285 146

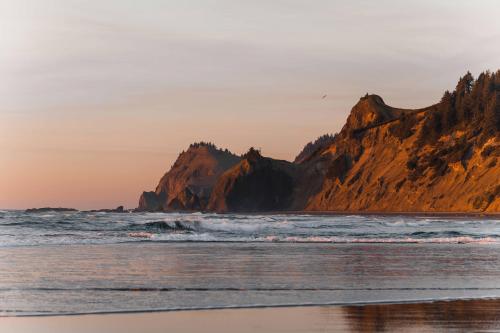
418 70 499 146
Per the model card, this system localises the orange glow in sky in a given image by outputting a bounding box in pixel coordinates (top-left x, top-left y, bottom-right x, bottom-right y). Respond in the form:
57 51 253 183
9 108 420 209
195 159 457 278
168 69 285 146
1 1 500 209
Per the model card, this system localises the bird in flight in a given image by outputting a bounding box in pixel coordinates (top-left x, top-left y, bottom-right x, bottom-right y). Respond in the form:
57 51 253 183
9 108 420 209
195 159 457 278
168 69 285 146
322 94 327 99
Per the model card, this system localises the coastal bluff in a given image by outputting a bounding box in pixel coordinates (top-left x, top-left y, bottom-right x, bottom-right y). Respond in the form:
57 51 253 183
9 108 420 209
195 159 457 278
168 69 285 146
138 71 500 213
138 143 241 211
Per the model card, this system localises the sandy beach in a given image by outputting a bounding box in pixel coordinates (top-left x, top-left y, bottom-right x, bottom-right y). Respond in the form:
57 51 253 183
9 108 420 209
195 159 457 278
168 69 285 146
2 299 500 333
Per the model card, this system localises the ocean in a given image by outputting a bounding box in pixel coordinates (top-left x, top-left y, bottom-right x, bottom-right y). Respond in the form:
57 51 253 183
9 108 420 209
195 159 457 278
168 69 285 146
1 210 500 316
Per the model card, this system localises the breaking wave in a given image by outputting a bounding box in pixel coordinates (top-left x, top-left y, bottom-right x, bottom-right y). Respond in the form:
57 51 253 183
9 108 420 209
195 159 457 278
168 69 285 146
0 210 499 246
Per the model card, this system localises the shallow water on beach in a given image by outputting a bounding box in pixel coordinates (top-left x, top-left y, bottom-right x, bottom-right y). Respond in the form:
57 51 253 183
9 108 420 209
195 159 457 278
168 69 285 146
0 211 500 316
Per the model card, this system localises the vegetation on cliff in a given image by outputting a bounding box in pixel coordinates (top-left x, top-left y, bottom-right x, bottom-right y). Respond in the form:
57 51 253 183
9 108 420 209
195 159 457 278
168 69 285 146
294 134 336 164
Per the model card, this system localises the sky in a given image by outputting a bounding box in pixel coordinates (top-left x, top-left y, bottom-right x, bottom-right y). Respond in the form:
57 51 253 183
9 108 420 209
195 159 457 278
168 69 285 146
1 0 500 209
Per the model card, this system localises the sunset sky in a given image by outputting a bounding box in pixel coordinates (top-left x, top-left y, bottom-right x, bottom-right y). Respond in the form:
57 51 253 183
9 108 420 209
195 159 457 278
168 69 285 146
2 0 500 209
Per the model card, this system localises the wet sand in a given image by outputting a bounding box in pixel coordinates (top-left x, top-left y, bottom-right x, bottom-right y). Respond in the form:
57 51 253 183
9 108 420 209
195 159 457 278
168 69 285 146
2 299 500 333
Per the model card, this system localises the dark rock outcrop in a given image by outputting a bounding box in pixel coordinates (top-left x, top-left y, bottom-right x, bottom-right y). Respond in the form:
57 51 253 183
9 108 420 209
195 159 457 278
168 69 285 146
207 148 298 212
86 206 128 213
138 191 163 211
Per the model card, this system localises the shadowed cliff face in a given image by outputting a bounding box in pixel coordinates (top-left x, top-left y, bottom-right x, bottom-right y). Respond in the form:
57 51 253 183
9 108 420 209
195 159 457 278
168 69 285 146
138 71 500 213
137 143 240 211
207 148 297 212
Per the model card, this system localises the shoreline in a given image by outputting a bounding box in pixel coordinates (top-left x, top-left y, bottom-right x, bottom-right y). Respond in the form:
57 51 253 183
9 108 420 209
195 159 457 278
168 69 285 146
3 298 500 333
10 208 500 217
4 295 500 318
233 210 500 218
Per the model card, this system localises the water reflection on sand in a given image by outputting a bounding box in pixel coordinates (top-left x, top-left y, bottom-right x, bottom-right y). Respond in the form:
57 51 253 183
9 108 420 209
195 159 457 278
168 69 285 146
2 299 500 333
342 299 500 332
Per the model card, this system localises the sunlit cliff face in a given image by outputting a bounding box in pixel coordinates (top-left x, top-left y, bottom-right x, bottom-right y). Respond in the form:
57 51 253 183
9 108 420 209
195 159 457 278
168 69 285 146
1 0 500 209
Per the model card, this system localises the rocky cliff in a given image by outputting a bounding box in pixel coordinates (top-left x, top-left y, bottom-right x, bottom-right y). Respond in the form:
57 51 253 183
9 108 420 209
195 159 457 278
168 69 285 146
138 71 500 213
137 143 240 211
298 93 499 212
207 148 298 212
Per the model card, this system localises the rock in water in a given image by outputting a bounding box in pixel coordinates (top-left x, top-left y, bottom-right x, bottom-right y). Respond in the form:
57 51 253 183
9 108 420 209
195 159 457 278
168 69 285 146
138 191 163 211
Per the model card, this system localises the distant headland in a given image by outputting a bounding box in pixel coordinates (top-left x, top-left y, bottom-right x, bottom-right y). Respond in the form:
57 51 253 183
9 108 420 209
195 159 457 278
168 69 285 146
136 70 499 213
25 207 78 213
25 206 129 213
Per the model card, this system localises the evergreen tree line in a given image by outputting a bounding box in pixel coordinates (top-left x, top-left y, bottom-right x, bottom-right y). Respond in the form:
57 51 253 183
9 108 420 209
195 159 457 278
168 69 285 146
189 141 218 149
419 70 500 145
185 142 233 155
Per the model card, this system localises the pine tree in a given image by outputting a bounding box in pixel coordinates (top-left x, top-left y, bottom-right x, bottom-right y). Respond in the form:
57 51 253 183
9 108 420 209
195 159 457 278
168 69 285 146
484 91 500 134
454 72 474 123
440 90 455 130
